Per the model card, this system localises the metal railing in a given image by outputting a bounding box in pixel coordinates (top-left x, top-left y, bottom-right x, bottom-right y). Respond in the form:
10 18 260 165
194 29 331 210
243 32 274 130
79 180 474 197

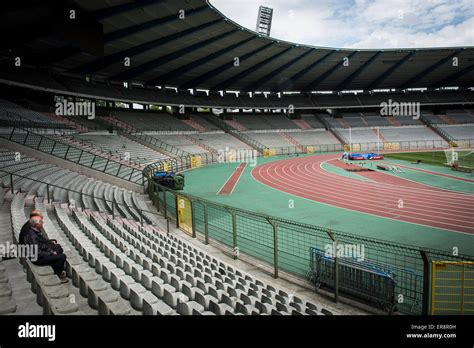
0 127 144 184
1 169 160 227
143 152 219 178
258 139 474 157
420 115 456 144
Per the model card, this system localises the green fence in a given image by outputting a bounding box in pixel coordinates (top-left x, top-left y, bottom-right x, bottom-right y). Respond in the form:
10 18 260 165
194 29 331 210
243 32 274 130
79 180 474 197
146 175 474 315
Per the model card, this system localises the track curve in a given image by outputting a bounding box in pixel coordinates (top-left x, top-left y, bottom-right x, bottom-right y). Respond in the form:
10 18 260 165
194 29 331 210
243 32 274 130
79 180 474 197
251 154 474 234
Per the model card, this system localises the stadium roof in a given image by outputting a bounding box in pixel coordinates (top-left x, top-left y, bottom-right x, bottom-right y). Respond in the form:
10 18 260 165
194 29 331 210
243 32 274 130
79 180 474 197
3 0 474 93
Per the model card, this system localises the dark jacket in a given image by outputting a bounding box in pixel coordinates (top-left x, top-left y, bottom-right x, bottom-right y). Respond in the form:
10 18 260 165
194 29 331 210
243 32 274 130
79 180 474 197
19 221 31 245
23 227 55 260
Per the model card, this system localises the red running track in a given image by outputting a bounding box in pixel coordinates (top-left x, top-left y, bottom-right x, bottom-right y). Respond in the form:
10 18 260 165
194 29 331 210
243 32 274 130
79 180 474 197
251 154 474 234
218 163 246 195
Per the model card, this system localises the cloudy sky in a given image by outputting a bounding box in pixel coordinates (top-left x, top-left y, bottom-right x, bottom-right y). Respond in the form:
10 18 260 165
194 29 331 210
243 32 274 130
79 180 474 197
210 0 474 49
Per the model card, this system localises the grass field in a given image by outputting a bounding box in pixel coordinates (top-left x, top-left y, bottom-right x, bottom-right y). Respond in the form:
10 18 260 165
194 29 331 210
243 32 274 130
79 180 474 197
385 150 474 168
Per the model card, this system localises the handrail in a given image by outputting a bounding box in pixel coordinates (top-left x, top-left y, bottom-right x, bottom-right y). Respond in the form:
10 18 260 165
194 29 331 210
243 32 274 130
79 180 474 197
420 115 456 144
1 169 159 225
0 127 144 185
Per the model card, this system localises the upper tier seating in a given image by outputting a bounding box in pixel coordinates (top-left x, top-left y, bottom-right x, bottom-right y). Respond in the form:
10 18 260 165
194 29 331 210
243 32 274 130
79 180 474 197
242 133 294 148
150 134 210 154
284 130 340 146
393 116 423 126
0 99 69 128
300 115 325 129
380 126 447 145
72 133 169 166
189 133 252 151
338 129 380 144
232 114 299 130
439 124 474 140
111 111 195 132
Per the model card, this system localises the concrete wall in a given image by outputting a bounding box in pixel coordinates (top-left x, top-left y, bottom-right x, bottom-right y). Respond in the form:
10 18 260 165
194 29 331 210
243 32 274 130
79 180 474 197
0 138 145 193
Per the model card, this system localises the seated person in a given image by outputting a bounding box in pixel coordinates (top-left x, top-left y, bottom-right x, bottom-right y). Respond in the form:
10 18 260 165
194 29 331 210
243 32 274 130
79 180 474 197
19 210 46 244
23 215 68 283
19 211 63 254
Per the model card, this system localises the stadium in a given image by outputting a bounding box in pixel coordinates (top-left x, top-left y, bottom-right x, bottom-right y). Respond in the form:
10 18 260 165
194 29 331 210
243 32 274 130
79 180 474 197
0 0 473 335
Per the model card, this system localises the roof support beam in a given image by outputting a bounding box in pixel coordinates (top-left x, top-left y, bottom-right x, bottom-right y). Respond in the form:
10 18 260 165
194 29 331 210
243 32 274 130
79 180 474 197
242 49 314 92
429 63 474 88
94 0 162 21
399 49 464 89
112 29 239 81
147 36 256 86
69 20 221 75
211 47 293 91
104 5 209 43
335 51 382 91
366 51 416 90
302 51 358 91
180 43 274 90
275 50 335 92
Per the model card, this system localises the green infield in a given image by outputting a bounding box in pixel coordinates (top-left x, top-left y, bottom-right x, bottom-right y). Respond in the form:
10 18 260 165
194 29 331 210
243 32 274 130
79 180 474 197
385 150 474 168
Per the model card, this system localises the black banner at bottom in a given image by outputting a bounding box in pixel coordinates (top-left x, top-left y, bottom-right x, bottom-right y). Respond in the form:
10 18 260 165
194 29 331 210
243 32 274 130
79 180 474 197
0 315 472 347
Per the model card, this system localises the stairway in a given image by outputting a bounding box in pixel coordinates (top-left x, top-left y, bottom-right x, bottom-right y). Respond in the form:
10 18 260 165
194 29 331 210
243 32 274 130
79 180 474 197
224 119 248 131
292 119 312 130
336 118 350 129
181 118 208 132
43 112 89 132
280 132 306 152
420 115 455 145
101 116 138 133
372 128 387 142
438 115 456 125
386 117 401 127
201 114 265 154
53 136 144 170
314 114 347 145
180 134 218 154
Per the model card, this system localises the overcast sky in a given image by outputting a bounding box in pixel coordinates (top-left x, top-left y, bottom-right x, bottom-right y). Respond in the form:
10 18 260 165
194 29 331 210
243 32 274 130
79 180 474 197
210 0 474 49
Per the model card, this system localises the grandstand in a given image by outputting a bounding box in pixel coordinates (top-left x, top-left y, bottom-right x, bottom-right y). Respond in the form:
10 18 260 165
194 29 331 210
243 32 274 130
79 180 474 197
0 0 473 327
